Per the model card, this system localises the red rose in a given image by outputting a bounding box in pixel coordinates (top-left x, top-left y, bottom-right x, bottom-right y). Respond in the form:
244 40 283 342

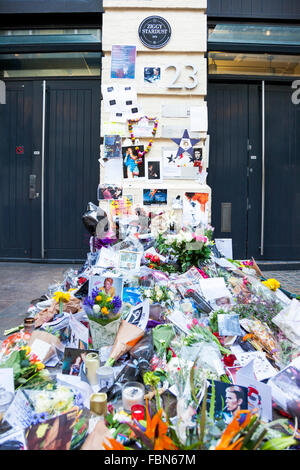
223 354 237 367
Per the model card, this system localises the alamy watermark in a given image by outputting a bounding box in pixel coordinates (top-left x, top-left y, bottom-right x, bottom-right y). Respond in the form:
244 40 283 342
291 80 300 105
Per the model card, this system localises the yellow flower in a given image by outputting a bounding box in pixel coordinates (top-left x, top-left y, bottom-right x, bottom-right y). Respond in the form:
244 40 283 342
21 346 31 356
262 278 280 291
107 297 112 302
101 307 109 315
36 362 45 370
95 295 102 301
53 291 71 303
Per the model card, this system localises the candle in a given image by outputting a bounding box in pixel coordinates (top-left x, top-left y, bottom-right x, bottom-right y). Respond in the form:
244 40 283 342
85 352 100 386
96 366 114 390
122 382 145 412
23 317 35 334
90 392 107 416
131 404 145 421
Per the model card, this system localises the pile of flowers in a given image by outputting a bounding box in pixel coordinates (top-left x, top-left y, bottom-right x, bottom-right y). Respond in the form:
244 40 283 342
155 228 213 273
83 288 122 326
140 285 175 310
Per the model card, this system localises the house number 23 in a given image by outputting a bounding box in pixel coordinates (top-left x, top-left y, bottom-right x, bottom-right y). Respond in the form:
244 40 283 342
165 64 199 90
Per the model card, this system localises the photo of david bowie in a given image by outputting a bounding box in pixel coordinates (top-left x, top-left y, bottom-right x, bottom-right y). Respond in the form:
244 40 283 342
222 386 247 424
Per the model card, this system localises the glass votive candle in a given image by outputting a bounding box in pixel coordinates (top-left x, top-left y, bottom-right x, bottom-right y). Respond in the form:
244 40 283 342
90 392 107 416
131 404 145 421
122 382 145 412
96 366 114 390
23 317 35 334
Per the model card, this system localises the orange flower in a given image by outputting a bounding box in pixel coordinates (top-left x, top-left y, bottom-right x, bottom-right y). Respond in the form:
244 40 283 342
215 410 252 450
243 334 254 342
144 400 177 451
103 438 126 450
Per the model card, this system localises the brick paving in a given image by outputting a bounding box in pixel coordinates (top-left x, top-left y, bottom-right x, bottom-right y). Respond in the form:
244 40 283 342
262 270 300 296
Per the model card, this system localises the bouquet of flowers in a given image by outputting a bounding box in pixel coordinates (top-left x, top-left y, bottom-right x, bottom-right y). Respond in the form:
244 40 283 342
140 285 175 310
83 289 122 349
0 345 45 389
26 385 84 426
155 227 213 273
83 288 122 326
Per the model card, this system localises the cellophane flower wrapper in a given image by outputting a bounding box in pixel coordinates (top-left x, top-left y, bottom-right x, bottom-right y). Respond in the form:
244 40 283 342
105 320 145 366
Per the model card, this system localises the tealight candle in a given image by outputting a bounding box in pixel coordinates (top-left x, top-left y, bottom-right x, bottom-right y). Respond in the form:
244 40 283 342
90 392 107 416
85 352 100 386
122 382 145 412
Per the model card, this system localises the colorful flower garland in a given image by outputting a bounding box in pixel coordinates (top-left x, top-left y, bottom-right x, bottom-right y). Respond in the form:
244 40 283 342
128 116 159 157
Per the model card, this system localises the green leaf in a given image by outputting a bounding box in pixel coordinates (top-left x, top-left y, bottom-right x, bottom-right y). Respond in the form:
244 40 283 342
260 436 297 450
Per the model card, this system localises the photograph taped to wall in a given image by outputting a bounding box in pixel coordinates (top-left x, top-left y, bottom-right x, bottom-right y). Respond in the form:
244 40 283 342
183 192 209 227
143 189 167 205
104 135 122 160
111 45 136 80
98 184 123 200
147 160 161 181
123 146 145 179
144 67 161 83
110 195 134 218
193 147 203 169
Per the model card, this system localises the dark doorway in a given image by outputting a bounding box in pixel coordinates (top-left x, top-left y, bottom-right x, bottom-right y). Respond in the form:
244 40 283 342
0 78 100 261
207 81 300 260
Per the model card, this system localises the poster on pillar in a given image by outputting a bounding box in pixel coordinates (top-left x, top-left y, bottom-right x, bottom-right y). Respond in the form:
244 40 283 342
182 192 209 227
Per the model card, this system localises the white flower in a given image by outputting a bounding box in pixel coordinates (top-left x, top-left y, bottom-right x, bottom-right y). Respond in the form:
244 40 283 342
93 304 100 314
144 289 151 297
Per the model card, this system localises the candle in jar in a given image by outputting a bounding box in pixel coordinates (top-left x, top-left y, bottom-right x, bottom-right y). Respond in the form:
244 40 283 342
85 352 100 385
122 382 145 412
96 366 114 390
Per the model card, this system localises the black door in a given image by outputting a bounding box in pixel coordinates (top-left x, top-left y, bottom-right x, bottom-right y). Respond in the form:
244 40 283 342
208 81 300 260
0 79 100 261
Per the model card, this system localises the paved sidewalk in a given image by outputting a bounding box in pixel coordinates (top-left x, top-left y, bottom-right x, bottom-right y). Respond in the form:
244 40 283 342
0 262 81 340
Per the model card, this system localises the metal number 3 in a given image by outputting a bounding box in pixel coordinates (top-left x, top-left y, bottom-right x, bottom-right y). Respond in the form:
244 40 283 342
165 64 199 90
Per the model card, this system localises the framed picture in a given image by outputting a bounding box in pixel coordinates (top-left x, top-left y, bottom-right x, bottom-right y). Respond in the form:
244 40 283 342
122 145 145 179
118 250 142 271
143 189 167 205
147 160 162 181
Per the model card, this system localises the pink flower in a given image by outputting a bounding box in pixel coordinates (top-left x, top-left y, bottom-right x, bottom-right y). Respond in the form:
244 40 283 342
187 323 192 330
192 318 198 326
